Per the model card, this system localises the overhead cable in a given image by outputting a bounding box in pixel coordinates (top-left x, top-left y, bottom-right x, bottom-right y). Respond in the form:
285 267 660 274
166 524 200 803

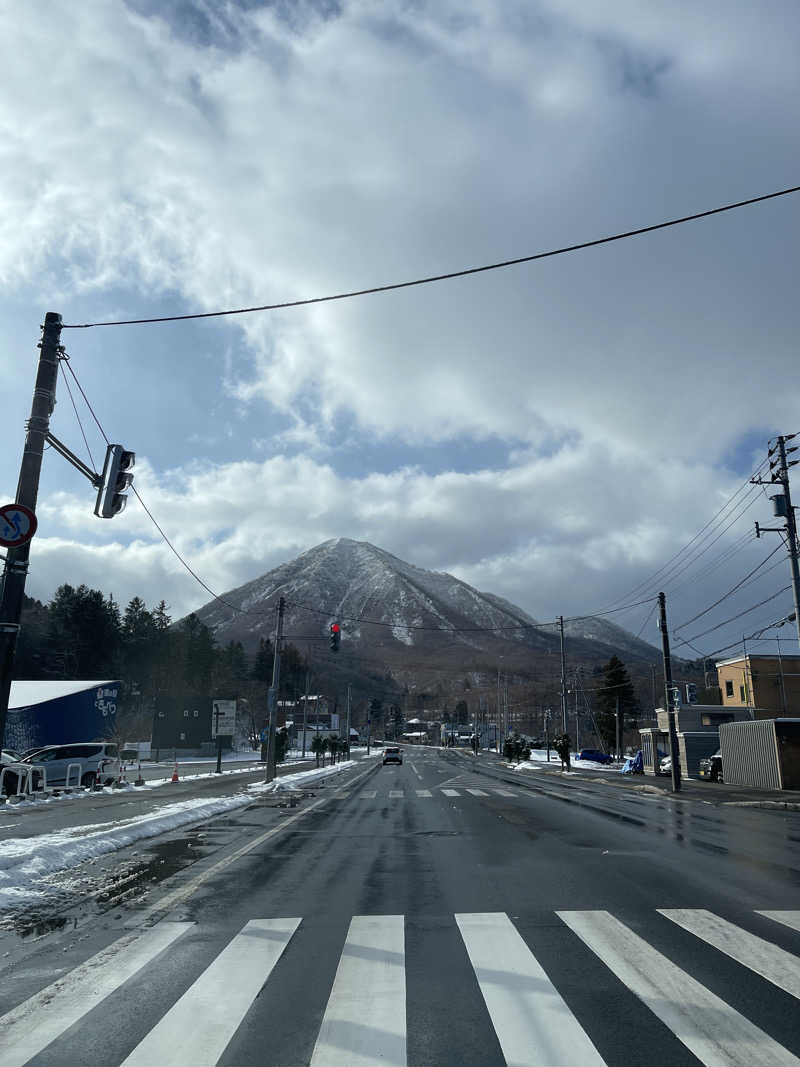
61 184 800 329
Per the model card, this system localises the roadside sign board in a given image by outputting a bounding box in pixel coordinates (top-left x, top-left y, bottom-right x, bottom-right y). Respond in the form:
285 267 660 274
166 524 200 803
0 503 37 548
211 699 237 737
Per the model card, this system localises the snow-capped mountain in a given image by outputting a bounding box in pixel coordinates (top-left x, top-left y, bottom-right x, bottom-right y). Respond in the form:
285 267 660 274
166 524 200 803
191 538 660 669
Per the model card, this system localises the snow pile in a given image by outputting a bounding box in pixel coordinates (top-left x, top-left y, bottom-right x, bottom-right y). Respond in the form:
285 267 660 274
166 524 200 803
0 759 368 912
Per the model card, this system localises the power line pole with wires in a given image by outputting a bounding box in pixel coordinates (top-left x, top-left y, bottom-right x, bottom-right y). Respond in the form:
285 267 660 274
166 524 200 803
753 434 800 649
658 591 681 793
559 615 568 735
0 313 63 749
264 596 286 784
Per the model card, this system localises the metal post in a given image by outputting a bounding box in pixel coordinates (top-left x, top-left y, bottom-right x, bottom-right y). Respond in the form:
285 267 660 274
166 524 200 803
658 591 681 792
574 673 580 751
302 670 310 758
345 682 351 757
776 435 800 649
615 694 620 760
214 703 222 773
265 596 285 783
0 313 63 748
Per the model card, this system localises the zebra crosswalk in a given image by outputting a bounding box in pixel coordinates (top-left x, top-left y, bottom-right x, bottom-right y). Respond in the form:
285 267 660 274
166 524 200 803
333 786 524 800
2 908 799 1066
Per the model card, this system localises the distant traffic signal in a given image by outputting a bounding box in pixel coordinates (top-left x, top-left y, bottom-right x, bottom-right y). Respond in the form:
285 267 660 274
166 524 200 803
94 444 135 518
330 622 341 652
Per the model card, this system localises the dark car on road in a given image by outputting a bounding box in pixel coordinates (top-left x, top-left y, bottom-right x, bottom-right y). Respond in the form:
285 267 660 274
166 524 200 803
698 751 723 782
577 749 613 765
383 746 403 765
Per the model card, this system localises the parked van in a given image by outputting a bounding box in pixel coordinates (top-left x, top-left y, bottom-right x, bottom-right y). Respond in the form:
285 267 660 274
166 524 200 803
23 743 120 787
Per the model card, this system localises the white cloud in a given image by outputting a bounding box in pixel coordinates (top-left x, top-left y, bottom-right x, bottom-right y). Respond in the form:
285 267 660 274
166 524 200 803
2 0 799 656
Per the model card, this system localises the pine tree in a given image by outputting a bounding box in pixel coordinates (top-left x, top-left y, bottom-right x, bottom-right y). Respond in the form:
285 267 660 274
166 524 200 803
595 656 639 751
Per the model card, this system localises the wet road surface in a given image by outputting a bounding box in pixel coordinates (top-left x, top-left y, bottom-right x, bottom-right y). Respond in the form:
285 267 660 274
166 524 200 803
1 748 800 1066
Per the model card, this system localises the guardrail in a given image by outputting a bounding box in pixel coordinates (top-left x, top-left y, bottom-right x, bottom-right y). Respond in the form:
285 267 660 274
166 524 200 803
0 763 37 802
64 762 82 791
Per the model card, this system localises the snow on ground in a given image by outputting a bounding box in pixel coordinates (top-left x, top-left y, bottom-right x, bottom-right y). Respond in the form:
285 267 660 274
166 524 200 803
506 749 622 774
0 757 378 912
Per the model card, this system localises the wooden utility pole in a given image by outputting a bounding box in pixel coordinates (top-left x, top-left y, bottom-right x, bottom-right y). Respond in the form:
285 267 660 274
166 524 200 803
658 591 681 792
0 314 62 748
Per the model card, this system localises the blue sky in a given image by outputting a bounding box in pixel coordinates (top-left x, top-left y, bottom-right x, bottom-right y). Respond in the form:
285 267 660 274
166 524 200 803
2 0 799 659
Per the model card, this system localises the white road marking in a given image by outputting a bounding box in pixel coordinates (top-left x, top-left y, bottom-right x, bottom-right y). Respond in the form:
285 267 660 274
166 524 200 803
121 918 300 1066
0 921 193 1067
416 789 433 797
360 790 377 799
130 761 378 925
466 788 489 797
660 909 800 1000
410 762 423 779
494 789 516 797
310 915 406 1067
455 912 604 1067
389 790 404 798
757 912 800 936
441 789 461 797
559 910 800 1067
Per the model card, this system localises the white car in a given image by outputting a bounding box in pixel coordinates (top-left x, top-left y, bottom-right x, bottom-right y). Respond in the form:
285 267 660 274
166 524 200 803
23 743 120 788
660 755 672 774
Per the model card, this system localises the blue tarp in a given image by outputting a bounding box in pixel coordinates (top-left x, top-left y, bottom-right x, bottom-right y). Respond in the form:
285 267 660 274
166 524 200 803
621 751 644 774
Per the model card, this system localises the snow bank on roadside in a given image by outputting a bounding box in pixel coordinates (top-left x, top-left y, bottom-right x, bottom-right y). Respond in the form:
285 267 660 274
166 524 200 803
0 759 368 912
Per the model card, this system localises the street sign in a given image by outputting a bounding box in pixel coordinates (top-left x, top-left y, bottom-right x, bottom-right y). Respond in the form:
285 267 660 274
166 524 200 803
0 503 37 548
211 699 237 737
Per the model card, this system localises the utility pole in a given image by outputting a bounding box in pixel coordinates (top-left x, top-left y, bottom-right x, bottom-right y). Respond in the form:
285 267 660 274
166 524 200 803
301 670 310 758
753 434 800 649
559 615 568 736
574 672 580 751
0 313 63 749
214 703 223 773
658 591 681 792
345 682 351 756
615 694 621 760
264 596 285 783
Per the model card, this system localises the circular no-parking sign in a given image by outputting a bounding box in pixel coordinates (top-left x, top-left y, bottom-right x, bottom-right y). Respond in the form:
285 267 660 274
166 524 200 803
0 503 38 548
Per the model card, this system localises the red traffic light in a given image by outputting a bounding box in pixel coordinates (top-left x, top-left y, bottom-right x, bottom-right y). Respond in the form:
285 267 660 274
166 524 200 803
331 623 340 633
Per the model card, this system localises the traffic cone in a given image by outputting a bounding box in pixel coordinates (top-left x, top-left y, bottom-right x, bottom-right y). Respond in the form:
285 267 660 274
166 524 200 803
171 761 179 783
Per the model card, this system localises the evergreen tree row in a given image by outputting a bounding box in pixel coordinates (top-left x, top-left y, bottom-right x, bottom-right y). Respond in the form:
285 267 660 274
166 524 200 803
16 586 309 742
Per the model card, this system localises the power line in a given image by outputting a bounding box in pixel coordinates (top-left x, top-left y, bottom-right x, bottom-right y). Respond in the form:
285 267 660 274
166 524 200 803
61 184 800 329
57 352 97 472
675 584 793 646
672 543 785 633
603 461 767 607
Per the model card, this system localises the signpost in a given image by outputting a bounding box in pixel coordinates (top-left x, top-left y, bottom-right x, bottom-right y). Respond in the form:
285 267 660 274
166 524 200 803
0 504 37 549
211 699 236 774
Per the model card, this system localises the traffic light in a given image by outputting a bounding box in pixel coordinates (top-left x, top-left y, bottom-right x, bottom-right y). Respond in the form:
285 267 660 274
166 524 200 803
94 444 135 518
329 622 341 652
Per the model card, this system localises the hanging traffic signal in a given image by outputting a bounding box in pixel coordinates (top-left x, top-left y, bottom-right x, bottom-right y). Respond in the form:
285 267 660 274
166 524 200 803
330 622 341 652
94 444 135 518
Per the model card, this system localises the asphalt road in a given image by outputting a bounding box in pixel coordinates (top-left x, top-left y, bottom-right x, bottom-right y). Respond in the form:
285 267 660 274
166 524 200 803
2 747 800 1066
